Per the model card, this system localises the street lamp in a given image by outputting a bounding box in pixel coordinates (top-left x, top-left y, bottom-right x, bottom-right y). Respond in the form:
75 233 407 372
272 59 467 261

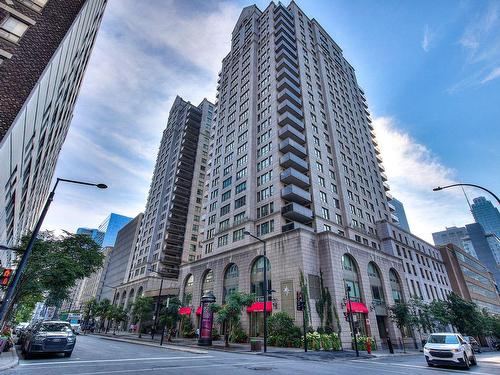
244 230 268 353
345 285 359 357
0 177 107 328
148 268 167 341
0 245 16 251
433 183 499 205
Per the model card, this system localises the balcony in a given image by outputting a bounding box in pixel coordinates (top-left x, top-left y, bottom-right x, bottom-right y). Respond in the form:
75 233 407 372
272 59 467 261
282 221 312 233
277 76 301 96
275 39 297 58
278 99 303 119
278 124 305 144
275 30 296 48
274 6 294 24
281 184 311 205
280 167 310 188
388 201 396 212
380 171 388 181
277 68 301 88
276 58 300 78
282 202 313 223
383 181 390 191
276 48 298 67
280 152 308 172
279 138 307 158
277 88 302 108
386 191 393 201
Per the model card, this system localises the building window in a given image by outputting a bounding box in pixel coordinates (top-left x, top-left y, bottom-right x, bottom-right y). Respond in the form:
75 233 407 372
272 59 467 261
18 0 48 12
217 234 229 247
0 16 29 43
233 229 245 242
220 204 230 216
235 195 246 209
257 220 274 236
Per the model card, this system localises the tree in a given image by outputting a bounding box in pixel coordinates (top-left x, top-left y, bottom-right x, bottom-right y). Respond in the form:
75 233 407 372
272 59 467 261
389 302 412 353
8 231 104 322
83 298 99 327
210 292 255 347
132 296 153 338
159 297 181 342
429 299 450 329
315 271 334 331
446 293 482 335
109 305 128 334
95 299 112 332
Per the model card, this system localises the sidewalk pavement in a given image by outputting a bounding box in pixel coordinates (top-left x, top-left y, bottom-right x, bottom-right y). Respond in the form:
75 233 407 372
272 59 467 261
91 331 422 360
0 346 19 371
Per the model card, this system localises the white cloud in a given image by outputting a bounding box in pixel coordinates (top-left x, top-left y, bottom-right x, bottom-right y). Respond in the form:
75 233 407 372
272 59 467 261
42 0 241 233
374 117 473 243
481 66 500 84
421 24 434 52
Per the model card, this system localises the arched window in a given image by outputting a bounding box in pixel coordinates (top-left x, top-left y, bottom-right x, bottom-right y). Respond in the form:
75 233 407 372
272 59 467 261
250 256 271 301
389 269 403 303
223 264 239 302
137 286 143 297
127 289 134 307
368 262 385 305
183 274 194 305
120 291 127 306
201 269 214 295
342 254 361 302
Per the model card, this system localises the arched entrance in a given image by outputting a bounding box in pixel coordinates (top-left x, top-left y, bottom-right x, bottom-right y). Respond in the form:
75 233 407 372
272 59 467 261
342 253 368 336
249 256 271 337
368 262 388 341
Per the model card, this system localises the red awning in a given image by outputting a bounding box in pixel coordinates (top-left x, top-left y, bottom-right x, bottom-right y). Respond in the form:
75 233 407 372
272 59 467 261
196 306 202 316
346 301 369 314
246 301 273 313
179 307 191 315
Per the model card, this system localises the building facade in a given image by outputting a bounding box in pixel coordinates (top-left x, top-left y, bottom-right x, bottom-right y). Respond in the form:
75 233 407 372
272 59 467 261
390 198 410 232
438 243 500 315
377 220 453 303
115 96 214 304
471 196 500 239
76 227 103 244
433 226 470 252
76 246 112 307
178 1 410 349
96 213 133 248
0 0 107 266
100 213 142 302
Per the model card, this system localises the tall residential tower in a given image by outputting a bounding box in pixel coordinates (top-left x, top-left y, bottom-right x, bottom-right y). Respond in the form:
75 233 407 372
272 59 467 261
179 2 408 349
0 0 107 265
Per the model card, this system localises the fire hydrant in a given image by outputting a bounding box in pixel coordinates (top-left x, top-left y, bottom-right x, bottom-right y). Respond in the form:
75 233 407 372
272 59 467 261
366 339 372 354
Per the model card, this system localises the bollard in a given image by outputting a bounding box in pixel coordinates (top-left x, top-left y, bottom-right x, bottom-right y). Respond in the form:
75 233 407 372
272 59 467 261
366 338 372 354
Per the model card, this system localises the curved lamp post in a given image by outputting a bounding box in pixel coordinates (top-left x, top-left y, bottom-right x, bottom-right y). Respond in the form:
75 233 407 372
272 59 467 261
433 183 499 205
0 178 107 328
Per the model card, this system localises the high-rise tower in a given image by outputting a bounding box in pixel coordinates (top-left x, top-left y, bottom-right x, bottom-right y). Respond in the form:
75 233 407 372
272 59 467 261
179 2 407 349
471 196 500 238
0 0 107 265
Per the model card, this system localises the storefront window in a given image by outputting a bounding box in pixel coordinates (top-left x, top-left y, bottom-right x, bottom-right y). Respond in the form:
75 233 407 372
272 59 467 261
223 264 239 302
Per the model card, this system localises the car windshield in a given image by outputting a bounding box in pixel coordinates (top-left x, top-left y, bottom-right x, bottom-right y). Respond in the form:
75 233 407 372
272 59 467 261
39 323 72 333
427 335 459 344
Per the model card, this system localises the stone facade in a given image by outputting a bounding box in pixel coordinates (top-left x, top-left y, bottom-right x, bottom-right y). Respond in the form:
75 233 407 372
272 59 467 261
179 228 409 349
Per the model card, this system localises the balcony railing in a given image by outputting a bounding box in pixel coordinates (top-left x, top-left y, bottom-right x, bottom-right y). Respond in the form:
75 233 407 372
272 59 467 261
280 167 310 188
279 152 308 172
281 184 311 205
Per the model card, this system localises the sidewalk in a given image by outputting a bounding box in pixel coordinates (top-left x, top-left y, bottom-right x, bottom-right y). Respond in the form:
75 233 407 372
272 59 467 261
90 331 393 360
0 346 19 371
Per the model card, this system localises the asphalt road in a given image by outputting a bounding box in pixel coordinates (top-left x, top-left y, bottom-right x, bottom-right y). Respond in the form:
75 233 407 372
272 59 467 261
4 335 500 375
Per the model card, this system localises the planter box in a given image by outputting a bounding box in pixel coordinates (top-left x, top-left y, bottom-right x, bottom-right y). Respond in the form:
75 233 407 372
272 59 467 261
250 340 263 352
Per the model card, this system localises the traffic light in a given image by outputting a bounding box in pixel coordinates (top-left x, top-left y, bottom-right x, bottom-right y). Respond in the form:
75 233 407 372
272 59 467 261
0 268 13 286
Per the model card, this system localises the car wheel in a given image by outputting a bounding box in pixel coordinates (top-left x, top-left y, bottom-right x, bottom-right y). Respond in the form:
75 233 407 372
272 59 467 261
24 351 31 359
64 351 73 358
471 354 477 366
426 359 434 367
463 354 470 369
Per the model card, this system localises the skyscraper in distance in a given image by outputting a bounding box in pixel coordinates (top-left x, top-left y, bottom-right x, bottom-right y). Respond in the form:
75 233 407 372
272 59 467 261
0 0 107 262
471 196 500 238
390 198 410 232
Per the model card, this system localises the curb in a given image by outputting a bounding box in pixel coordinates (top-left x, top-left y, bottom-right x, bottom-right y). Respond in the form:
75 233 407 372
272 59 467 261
0 346 19 371
95 335 209 355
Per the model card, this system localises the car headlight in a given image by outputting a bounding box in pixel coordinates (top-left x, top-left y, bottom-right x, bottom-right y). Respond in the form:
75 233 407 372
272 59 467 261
451 348 463 352
33 335 45 343
423 347 429 353
67 335 75 342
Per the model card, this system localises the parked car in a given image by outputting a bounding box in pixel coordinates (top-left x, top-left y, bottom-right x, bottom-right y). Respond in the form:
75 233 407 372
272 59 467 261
16 323 35 346
13 322 29 335
70 323 81 335
463 336 481 353
22 321 76 358
424 333 476 369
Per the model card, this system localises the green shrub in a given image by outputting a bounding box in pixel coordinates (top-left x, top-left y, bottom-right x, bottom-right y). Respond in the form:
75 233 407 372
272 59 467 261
212 327 221 340
304 331 342 351
230 325 248 343
181 316 195 338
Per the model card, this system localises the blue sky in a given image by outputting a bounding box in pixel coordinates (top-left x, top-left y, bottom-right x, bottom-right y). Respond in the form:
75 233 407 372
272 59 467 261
42 0 500 242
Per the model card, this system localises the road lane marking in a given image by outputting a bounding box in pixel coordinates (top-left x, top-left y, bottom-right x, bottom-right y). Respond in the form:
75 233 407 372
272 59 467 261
19 355 213 366
71 360 290 375
355 359 497 375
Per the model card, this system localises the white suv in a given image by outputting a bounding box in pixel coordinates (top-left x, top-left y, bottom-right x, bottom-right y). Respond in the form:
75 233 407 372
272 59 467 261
424 333 476 369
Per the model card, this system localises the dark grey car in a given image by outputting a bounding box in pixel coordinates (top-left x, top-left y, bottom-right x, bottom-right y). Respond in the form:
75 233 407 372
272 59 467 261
22 321 76 358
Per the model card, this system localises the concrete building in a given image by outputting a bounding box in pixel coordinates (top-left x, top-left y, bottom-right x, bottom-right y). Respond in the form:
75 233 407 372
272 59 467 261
464 223 500 288
114 96 214 306
179 2 408 349
100 213 142 302
438 243 500 315
76 227 103 244
471 196 500 238
0 0 107 267
377 220 453 303
76 246 112 307
433 226 470 251
390 198 410 232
